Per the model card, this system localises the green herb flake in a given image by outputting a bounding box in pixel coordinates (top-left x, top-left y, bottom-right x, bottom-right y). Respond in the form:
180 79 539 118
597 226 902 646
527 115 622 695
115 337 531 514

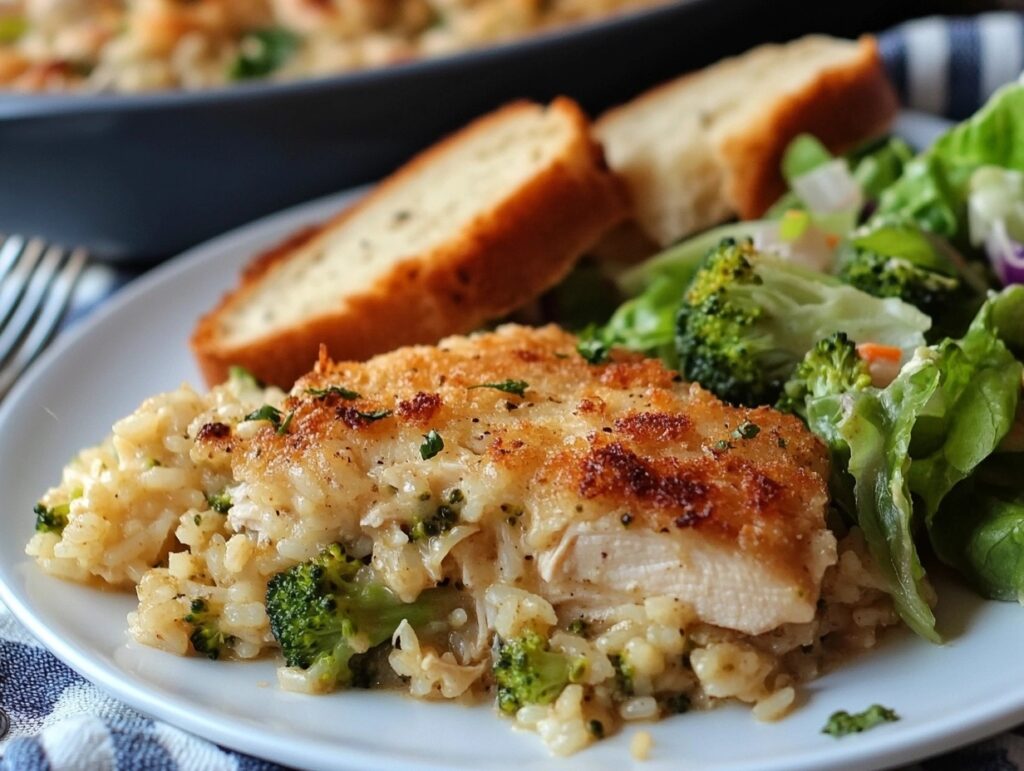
732 420 761 440
822 705 899 738
244 404 284 429
205 491 233 514
193 514 203 526
230 27 300 81
468 380 529 397
420 430 444 460
354 409 393 422
577 337 609 364
587 719 605 739
712 439 733 452
33 502 70 534
307 385 361 400
277 410 295 435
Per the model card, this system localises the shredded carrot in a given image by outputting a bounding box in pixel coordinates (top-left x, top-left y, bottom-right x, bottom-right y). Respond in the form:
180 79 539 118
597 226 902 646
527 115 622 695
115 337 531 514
857 342 902 363
825 233 840 249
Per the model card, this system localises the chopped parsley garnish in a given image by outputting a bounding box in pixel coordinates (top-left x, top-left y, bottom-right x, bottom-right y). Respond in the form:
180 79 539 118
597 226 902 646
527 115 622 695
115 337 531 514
354 409 392 422
712 439 733 452
587 719 605 739
577 337 609 364
243 405 294 434
468 380 529 397
205 491 233 514
822 705 899 738
420 430 444 460
732 420 761 440
33 502 69 534
307 385 361 400
244 404 283 427
278 410 295 435
228 365 262 389
230 27 300 81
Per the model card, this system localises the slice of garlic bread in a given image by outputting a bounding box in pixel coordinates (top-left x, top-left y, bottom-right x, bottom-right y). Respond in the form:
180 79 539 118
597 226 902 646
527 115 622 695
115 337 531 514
594 35 898 247
192 98 629 388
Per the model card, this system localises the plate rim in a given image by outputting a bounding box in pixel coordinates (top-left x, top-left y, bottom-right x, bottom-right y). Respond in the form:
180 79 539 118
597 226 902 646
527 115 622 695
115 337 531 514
3 150 1024 769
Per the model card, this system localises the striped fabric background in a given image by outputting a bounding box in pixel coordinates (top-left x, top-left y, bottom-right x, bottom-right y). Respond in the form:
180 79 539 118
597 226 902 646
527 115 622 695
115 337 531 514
3 12 1024 771
881 11 1024 118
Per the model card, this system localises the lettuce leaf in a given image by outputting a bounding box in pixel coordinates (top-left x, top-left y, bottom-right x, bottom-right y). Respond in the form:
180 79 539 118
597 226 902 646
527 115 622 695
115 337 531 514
929 472 1024 602
907 296 1023 520
877 84 1024 238
839 361 943 641
827 288 1023 638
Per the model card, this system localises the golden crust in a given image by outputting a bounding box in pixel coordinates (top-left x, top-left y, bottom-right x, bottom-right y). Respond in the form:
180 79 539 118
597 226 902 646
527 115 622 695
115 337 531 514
191 98 629 389
240 325 830 598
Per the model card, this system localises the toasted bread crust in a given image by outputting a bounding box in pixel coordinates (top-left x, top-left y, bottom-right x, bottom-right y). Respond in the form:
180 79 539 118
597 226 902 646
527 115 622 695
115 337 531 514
722 36 898 218
593 35 898 247
192 98 629 388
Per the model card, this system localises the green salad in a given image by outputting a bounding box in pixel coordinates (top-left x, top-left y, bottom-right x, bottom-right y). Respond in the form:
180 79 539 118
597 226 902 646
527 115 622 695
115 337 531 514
572 82 1024 642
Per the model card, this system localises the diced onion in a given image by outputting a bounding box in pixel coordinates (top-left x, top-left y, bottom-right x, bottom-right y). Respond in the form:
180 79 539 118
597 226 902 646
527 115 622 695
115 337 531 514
791 159 863 216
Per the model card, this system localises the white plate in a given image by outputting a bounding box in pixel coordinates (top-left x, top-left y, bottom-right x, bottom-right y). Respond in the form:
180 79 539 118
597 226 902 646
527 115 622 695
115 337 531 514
3 115 1021 771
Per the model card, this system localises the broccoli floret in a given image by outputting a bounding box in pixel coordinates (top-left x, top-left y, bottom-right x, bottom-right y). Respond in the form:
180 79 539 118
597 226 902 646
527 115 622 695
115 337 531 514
838 250 960 317
608 652 635 697
675 240 771 405
205 490 233 514
777 333 872 418
409 505 459 541
675 239 929 406
184 598 232 660
493 629 584 714
33 502 69 534
265 543 450 691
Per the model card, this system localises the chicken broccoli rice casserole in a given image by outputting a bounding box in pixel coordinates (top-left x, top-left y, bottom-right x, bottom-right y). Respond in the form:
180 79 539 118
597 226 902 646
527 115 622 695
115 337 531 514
0 0 672 92
29 325 901 755
22 66 1024 760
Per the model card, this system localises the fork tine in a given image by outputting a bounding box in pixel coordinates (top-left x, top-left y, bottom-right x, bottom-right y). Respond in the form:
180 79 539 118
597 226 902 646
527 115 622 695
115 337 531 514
0 237 46 328
0 247 87 400
0 235 27 281
0 243 65 367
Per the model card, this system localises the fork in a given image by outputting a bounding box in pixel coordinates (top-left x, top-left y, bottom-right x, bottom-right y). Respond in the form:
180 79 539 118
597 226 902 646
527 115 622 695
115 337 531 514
0 235 88 401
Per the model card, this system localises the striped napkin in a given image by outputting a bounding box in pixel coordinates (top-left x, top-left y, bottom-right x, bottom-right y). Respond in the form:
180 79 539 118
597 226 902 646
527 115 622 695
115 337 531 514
4 13 1024 771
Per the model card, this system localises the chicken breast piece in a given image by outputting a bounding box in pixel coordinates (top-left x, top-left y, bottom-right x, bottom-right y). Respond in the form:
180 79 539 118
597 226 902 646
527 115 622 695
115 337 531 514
219 324 834 635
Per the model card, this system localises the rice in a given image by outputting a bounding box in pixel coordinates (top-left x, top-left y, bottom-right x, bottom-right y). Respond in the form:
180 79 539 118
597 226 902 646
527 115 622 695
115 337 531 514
26 377 904 756
0 0 675 92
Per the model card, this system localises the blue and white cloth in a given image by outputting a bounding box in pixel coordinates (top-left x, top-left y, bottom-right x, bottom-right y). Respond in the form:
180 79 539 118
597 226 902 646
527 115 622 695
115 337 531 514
4 13 1024 771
